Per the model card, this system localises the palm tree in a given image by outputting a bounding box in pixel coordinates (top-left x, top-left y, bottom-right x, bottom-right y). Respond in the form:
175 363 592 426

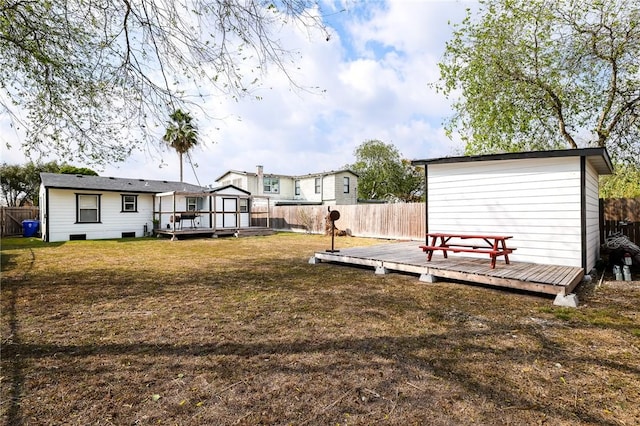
163 109 198 182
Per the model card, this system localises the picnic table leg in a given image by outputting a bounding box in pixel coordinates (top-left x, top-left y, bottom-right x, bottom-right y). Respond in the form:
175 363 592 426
439 236 448 259
490 239 499 269
426 235 438 261
501 239 511 264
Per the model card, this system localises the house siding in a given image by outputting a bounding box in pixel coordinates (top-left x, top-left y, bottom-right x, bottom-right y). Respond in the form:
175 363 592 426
334 172 358 205
275 176 295 199
297 177 321 202
45 188 154 242
322 175 337 204
216 169 358 206
428 157 584 267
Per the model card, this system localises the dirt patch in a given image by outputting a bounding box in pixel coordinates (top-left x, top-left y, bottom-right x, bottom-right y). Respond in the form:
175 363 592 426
2 234 639 425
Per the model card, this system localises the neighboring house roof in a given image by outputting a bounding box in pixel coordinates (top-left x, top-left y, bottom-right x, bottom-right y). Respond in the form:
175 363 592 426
40 173 208 194
411 147 613 175
215 169 258 181
294 169 359 178
215 168 359 182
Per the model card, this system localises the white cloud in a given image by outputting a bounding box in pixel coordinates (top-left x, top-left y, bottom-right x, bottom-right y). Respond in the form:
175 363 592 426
1 0 472 185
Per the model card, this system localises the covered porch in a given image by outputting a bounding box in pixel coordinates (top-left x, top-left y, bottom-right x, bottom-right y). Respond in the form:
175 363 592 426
153 188 273 240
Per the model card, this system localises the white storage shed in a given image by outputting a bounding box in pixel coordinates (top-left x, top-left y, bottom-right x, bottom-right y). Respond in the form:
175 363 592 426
412 148 613 273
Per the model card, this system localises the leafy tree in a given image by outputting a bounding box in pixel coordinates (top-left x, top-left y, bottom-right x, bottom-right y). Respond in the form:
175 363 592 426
600 164 640 198
58 165 99 176
0 161 97 206
163 110 199 182
0 164 29 207
437 0 640 166
1 0 328 164
348 140 424 202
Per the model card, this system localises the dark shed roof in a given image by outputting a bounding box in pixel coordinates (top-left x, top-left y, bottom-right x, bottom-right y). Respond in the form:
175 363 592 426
411 148 613 175
40 173 208 194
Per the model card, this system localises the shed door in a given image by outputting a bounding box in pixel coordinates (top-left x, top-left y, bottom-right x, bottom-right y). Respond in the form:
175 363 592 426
222 198 237 228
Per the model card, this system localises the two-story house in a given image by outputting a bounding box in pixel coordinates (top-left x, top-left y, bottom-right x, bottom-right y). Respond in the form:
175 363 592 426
215 166 359 207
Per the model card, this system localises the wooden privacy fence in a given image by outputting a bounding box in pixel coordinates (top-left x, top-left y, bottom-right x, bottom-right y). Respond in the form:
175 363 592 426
601 197 640 221
253 203 426 240
1 206 40 237
600 198 640 245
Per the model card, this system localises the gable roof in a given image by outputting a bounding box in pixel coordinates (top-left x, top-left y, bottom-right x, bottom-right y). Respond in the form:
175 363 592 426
215 169 258 181
40 173 208 194
294 169 359 179
209 184 251 195
411 147 613 175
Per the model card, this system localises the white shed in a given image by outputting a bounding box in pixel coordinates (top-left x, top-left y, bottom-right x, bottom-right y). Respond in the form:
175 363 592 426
412 148 613 273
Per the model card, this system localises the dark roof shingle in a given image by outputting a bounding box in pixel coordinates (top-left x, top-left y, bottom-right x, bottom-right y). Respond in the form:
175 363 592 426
40 173 208 194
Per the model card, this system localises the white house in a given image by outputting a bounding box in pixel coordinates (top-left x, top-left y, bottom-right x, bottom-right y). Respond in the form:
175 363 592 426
39 173 255 242
215 166 359 206
412 148 613 273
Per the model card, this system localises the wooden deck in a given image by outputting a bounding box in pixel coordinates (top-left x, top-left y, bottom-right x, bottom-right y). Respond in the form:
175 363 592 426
154 226 275 240
312 241 584 296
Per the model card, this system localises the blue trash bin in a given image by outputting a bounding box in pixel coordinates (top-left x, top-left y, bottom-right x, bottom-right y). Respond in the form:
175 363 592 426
22 220 40 238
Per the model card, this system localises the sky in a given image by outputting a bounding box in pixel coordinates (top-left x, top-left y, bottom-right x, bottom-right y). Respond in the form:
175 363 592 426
1 0 476 187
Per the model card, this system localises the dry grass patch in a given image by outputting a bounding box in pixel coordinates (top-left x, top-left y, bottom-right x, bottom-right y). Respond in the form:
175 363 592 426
2 233 639 425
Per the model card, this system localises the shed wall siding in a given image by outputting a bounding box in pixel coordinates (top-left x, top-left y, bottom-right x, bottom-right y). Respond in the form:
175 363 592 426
585 161 600 271
428 157 583 267
47 188 154 242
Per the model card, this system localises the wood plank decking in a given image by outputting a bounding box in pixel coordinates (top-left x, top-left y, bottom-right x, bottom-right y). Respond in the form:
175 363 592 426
313 241 585 296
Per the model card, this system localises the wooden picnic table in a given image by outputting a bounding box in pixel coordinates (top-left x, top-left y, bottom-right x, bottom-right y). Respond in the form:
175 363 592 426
420 233 515 269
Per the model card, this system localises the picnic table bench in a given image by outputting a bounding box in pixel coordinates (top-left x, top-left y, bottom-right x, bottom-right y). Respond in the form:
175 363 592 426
420 233 515 269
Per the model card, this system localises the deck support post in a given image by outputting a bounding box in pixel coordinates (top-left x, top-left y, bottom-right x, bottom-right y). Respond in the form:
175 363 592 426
553 293 579 308
308 256 320 264
419 273 438 283
375 263 387 275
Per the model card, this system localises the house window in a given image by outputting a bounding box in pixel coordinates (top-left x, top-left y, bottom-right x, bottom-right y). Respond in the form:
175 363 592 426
76 194 100 223
295 180 301 196
186 197 203 211
240 198 249 213
315 177 321 194
121 195 137 212
343 177 350 193
263 177 279 193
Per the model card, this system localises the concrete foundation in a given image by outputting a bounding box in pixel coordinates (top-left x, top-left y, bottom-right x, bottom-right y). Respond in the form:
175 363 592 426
419 274 438 283
375 265 387 275
553 293 579 307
